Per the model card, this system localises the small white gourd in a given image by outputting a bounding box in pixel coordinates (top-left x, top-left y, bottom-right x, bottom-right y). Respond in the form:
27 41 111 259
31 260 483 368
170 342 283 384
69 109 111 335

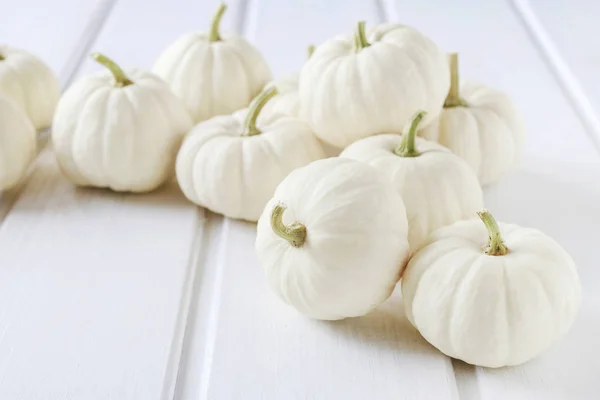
256 157 410 320
402 210 581 368
341 111 483 252
419 54 525 185
176 86 325 222
259 45 315 122
0 45 60 130
0 95 36 189
153 3 272 123
299 21 449 148
52 53 193 192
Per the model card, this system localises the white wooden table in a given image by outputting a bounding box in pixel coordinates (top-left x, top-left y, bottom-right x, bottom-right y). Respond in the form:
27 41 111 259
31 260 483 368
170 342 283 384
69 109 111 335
1 0 599 399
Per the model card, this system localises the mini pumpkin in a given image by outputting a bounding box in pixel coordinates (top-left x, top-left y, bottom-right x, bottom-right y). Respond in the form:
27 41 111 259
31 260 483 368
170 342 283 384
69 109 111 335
153 3 272 123
259 45 315 123
0 45 60 130
419 53 525 185
176 86 325 222
0 95 36 190
52 53 192 192
256 157 410 320
402 210 581 368
341 111 483 252
299 21 449 148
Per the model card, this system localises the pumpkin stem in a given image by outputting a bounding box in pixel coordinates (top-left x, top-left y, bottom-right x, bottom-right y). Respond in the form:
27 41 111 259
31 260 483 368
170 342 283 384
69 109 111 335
354 21 370 51
91 53 133 87
271 202 306 248
394 111 427 157
444 53 468 108
242 86 278 136
307 44 316 59
477 209 509 256
209 3 227 42
0 53 4 61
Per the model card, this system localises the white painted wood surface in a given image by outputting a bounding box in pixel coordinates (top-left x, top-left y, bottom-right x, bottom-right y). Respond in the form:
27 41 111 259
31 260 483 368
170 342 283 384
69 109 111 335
0 0 597 399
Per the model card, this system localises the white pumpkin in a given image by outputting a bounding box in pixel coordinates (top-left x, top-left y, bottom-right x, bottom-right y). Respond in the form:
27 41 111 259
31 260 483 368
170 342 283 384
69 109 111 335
176 86 325 222
402 210 581 368
153 3 272 123
341 111 483 252
259 45 314 122
0 95 36 189
0 45 60 130
419 53 525 185
299 21 449 148
256 157 410 320
52 53 193 193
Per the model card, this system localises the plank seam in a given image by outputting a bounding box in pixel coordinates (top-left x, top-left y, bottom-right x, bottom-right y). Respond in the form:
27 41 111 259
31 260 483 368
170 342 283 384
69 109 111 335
161 210 207 400
59 0 120 88
198 217 230 400
509 0 600 156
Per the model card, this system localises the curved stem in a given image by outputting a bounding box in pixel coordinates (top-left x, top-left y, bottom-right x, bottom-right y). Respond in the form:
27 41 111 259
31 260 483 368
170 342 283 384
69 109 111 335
394 111 427 157
270 203 306 248
477 210 509 256
209 3 227 42
242 86 278 136
91 53 133 87
307 44 315 59
354 21 370 51
444 53 468 108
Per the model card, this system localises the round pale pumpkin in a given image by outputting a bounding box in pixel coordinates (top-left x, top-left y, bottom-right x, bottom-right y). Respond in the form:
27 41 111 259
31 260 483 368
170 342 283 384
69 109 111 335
153 3 272 123
176 87 325 222
402 210 581 368
0 45 60 130
299 21 449 148
419 53 525 185
0 95 36 189
256 157 410 320
52 53 192 192
341 111 483 252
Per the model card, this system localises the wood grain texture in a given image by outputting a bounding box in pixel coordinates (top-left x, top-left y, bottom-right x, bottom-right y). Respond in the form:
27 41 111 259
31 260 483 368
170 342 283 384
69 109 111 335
387 0 600 398
180 1 460 399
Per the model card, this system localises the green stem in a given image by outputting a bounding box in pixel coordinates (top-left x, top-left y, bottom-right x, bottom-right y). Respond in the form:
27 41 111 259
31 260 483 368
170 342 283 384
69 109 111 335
91 53 133 87
354 21 370 50
477 210 509 256
307 44 315 59
209 3 227 42
270 203 306 248
394 111 427 157
242 86 278 136
444 53 468 108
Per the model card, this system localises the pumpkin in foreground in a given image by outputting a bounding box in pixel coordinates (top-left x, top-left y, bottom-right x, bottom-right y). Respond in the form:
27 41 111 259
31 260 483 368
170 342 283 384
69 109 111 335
341 111 483 252
176 87 325 222
419 53 525 185
256 157 410 320
0 45 60 130
52 53 192 192
0 95 36 190
402 210 581 368
153 3 272 123
299 21 449 148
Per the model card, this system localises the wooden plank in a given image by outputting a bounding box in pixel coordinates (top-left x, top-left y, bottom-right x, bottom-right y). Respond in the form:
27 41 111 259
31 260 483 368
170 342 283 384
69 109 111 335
0 1 240 399
386 0 600 398
513 0 600 151
184 1 460 399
